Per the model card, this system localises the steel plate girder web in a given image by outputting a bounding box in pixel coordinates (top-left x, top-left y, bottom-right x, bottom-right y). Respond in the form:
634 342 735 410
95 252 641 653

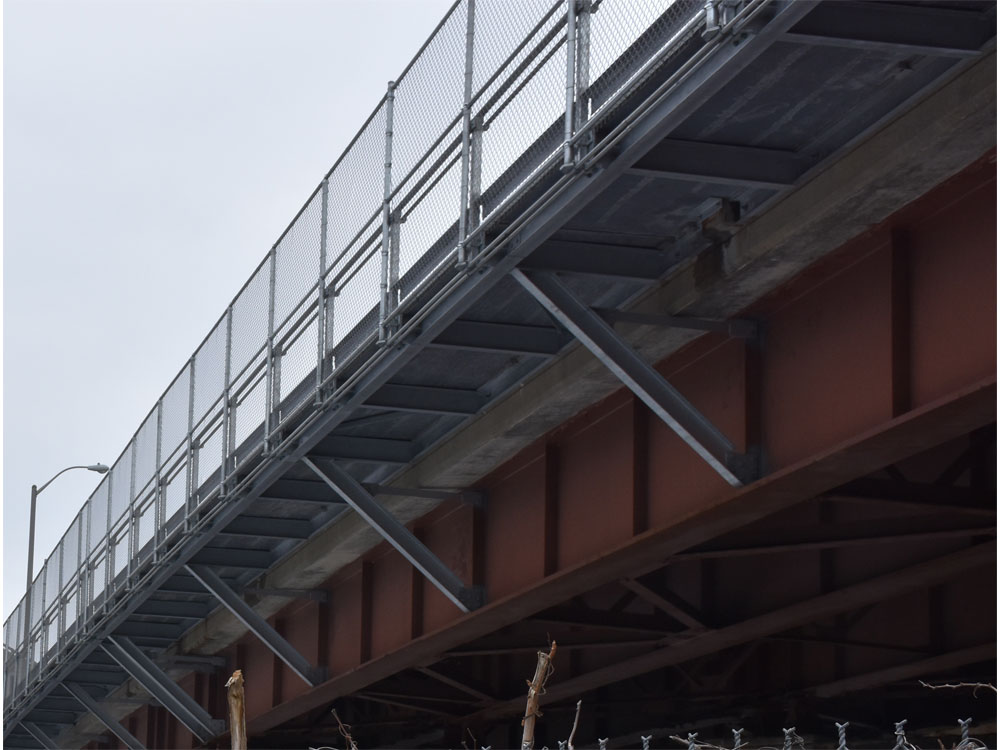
100 636 222 745
64 683 146 750
20 722 59 750
301 457 484 612
184 564 325 687
512 269 754 486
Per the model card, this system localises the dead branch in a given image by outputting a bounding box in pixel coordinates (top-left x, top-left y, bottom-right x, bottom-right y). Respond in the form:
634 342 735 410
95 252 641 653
331 708 359 750
919 680 997 697
225 669 247 750
521 641 558 749
567 699 582 750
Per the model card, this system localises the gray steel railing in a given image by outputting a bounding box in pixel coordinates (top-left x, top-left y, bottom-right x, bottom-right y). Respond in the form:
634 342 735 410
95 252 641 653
3 0 704 712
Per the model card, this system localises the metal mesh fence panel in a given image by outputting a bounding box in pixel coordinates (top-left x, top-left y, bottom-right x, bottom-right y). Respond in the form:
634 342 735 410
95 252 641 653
195 421 224 502
45 615 58 658
230 259 270 382
274 189 323 332
135 494 157 562
44 557 60 613
29 574 43 629
324 103 387 363
60 514 82 594
111 525 130 581
277 315 318 421
391 1 467 196
88 476 110 554
477 2 567 223
91 551 108 603
471 0 562 96
160 363 192 466
192 317 227 427
397 148 463 304
587 0 701 120
231 372 267 467
63 586 79 637
330 248 380 364
133 406 159 501
162 460 188 531
108 443 134 528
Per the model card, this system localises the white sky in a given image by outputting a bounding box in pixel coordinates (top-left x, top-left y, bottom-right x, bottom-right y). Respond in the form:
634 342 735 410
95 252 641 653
2 0 456 618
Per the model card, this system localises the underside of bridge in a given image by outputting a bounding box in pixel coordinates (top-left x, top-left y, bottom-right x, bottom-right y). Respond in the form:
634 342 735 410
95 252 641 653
6 1 996 749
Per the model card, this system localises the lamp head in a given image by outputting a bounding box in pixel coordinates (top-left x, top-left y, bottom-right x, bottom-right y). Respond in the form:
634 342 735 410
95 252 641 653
87 464 110 474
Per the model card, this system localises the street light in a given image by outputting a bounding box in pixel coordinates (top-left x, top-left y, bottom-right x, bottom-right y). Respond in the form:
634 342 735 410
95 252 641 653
22 463 109 657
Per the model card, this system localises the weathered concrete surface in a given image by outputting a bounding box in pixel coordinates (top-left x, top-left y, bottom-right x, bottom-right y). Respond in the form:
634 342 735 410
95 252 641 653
59 51 995 749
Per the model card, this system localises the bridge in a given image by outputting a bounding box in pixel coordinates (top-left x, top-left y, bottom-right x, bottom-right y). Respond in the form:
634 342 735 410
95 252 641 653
4 0 996 747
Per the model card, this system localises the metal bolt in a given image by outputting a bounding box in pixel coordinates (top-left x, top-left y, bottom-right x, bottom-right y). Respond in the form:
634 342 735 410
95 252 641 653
835 721 849 750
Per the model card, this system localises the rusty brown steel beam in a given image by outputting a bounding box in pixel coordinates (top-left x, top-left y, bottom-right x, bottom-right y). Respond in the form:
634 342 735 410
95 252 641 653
462 541 995 722
244 378 995 735
414 666 495 703
811 643 996 698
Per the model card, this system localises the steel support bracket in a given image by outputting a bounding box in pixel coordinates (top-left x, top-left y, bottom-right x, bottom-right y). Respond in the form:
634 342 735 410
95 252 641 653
64 682 147 750
185 564 326 687
303 456 484 612
596 308 759 339
513 268 756 486
364 483 488 507
101 636 223 744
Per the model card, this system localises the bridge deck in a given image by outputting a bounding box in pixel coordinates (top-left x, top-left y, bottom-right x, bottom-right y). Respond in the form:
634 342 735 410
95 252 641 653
4 0 996 747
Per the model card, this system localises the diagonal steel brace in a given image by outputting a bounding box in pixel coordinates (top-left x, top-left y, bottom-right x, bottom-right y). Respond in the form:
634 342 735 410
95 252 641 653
302 456 484 612
512 268 757 486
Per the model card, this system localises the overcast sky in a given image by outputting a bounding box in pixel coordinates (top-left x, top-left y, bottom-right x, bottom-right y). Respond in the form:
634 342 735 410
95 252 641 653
3 0 456 618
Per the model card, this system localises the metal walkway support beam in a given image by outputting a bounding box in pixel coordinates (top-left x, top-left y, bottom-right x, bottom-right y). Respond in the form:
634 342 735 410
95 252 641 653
512 268 754 486
185 564 325 687
21 722 59 750
302 457 484 612
101 636 222 745
64 683 146 750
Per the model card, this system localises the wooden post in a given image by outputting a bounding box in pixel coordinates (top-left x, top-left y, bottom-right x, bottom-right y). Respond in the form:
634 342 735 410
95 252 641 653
521 641 557 749
226 669 247 750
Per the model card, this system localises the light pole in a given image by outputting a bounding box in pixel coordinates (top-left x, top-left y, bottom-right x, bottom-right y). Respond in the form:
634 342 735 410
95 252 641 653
21 463 109 670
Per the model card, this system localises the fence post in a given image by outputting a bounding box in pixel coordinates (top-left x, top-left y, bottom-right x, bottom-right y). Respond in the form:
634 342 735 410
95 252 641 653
153 398 164 561
575 0 593 158
221 306 234 495
379 81 396 344
458 0 477 266
184 356 198 532
561 0 578 171
264 247 278 451
316 179 330 404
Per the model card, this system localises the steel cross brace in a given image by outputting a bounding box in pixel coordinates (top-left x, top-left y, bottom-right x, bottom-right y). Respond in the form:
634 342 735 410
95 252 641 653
101 636 223 745
20 722 60 750
185 564 326 687
64 682 146 750
302 457 485 612
512 269 757 486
